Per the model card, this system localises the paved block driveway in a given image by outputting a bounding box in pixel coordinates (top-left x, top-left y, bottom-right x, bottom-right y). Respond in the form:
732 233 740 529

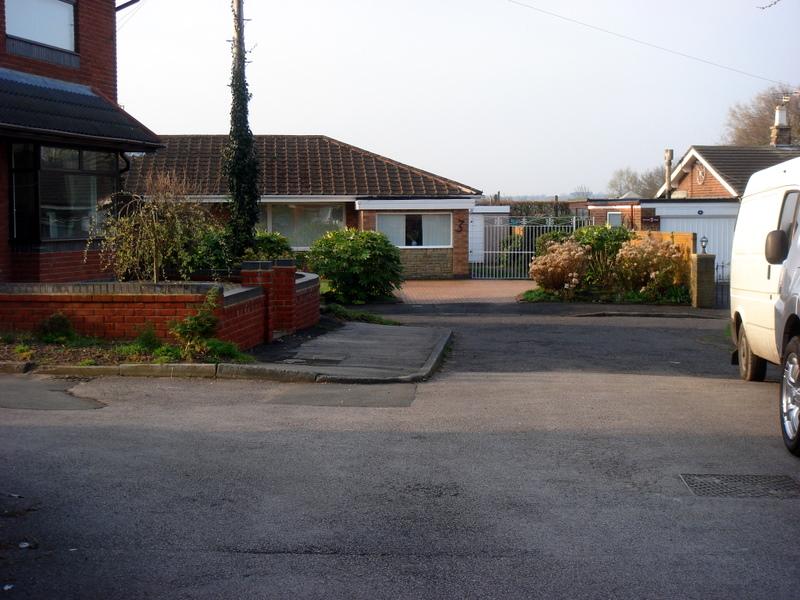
2 302 798 599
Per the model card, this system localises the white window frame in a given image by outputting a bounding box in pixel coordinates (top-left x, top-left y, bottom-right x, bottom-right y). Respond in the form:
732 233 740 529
607 211 623 227
260 202 347 250
376 212 453 249
5 0 76 53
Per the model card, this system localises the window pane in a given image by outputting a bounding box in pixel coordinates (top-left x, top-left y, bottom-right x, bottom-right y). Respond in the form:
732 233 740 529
83 151 118 173
376 214 405 246
779 192 799 238
607 212 623 227
405 215 422 246
422 214 451 246
12 144 35 170
5 0 75 52
40 173 115 240
41 146 79 170
270 204 344 247
12 171 37 242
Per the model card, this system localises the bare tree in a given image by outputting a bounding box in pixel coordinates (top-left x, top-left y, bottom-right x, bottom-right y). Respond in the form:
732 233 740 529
570 185 593 200
637 166 664 198
607 167 641 197
607 166 663 198
724 85 800 145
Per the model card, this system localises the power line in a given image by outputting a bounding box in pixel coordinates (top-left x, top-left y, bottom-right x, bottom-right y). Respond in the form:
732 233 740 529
117 0 146 32
506 0 791 86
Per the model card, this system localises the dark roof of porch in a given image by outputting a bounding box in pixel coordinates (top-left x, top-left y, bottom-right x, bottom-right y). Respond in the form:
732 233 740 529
124 135 482 197
0 68 161 151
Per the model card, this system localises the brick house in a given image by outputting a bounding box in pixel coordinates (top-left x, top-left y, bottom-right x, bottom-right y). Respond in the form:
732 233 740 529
124 135 483 279
0 0 162 284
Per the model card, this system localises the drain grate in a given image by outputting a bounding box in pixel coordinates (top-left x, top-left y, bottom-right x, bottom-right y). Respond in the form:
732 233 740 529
680 474 800 498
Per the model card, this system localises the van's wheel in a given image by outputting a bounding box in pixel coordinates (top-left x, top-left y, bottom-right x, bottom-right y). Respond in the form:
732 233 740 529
780 337 800 456
738 326 766 382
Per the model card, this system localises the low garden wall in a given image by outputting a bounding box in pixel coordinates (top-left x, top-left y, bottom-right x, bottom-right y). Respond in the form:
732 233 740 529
0 260 321 350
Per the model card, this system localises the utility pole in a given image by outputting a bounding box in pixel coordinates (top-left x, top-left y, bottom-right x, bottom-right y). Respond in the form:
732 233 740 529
232 0 245 65
664 148 673 200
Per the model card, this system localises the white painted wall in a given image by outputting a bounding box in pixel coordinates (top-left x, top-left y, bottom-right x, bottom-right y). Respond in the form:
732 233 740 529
468 214 485 263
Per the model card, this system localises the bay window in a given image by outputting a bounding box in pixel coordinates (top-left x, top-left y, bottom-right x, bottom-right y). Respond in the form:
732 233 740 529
10 144 118 243
376 213 452 247
259 204 345 248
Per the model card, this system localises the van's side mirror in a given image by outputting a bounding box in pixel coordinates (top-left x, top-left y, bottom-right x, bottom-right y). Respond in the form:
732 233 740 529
765 229 789 264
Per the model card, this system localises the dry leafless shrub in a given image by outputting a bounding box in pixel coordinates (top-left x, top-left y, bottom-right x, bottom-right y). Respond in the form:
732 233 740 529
529 240 589 299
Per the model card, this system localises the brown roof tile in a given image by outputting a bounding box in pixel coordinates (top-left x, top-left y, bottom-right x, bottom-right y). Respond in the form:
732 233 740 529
124 134 481 197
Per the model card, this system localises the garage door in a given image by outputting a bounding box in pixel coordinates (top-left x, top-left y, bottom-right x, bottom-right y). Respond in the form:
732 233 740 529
659 216 736 277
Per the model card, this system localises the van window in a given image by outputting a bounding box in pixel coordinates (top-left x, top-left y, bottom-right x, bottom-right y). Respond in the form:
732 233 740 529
778 191 800 239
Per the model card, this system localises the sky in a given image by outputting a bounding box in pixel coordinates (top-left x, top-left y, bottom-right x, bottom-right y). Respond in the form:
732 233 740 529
116 0 800 196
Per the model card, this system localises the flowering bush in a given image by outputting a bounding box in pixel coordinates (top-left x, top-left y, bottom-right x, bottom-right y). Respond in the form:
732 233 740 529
614 237 688 301
572 225 635 289
529 239 589 299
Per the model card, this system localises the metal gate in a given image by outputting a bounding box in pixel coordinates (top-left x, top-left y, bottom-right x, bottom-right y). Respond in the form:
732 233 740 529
469 216 591 279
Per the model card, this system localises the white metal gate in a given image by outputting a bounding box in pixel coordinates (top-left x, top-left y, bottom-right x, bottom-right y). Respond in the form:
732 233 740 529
469 216 591 279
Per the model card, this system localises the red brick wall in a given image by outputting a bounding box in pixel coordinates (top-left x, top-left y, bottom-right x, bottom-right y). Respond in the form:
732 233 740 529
272 265 297 335
0 145 10 282
0 0 117 101
345 203 358 229
589 206 642 229
10 249 108 282
675 162 732 198
294 282 321 331
216 296 265 351
452 209 469 277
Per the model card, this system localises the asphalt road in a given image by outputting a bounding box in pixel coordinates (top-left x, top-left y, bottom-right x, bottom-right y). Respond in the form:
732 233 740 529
1 305 798 599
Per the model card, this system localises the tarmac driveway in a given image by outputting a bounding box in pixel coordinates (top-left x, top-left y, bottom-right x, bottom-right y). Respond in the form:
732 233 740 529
1 303 798 599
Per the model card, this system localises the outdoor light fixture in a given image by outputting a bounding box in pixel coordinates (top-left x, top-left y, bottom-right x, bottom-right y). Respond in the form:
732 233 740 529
700 236 708 253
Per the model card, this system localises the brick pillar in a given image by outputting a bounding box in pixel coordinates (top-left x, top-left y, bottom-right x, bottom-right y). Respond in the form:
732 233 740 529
452 209 469 278
691 253 715 308
273 259 298 335
360 211 377 231
240 260 274 343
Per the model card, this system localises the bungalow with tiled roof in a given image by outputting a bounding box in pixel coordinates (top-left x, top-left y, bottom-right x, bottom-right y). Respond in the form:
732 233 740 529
125 135 483 279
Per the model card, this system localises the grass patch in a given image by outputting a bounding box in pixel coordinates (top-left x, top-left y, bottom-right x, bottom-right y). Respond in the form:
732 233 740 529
323 303 401 326
520 288 561 303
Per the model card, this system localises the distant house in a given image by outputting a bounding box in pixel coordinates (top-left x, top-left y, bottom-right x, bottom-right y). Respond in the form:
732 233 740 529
587 106 800 271
0 0 161 283
125 135 483 279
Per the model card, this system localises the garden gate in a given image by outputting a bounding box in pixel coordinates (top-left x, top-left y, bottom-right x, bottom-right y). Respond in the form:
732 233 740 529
469 215 591 279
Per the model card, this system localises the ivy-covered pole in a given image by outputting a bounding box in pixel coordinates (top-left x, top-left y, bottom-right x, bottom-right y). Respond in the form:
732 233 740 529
222 0 260 260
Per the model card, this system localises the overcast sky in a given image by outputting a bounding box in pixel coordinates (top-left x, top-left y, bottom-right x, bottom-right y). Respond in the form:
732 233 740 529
117 0 800 196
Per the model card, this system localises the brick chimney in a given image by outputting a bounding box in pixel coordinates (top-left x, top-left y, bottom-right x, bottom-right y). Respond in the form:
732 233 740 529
770 104 792 146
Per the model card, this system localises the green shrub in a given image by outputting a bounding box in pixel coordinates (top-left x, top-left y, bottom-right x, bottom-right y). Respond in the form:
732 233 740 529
36 313 75 343
152 344 182 363
204 338 254 363
243 231 293 262
572 226 635 290
77 358 97 367
307 229 403 304
169 288 220 360
135 324 160 352
535 230 570 256
181 224 234 272
13 343 33 361
1 332 15 344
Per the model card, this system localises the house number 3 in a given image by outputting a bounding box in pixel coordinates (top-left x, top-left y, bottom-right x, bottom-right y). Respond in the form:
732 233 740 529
456 219 465 233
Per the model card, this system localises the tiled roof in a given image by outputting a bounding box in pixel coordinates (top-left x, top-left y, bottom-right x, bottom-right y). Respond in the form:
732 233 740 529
692 145 800 195
124 135 482 197
0 68 161 151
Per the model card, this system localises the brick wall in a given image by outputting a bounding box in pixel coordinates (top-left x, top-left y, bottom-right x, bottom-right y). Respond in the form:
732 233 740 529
0 0 118 101
676 162 732 198
399 248 453 279
216 295 266 351
11 248 107 283
589 206 642 229
345 203 358 229
0 144 9 282
295 282 321 331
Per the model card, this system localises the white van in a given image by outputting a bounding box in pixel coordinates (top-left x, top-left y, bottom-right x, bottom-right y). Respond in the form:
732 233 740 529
730 156 800 456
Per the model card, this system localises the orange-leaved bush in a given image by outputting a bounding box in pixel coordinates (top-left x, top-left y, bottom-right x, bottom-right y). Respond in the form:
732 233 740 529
614 237 688 299
529 239 589 299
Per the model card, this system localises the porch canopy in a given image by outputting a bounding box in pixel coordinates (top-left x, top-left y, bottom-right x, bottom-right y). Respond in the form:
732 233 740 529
0 67 161 151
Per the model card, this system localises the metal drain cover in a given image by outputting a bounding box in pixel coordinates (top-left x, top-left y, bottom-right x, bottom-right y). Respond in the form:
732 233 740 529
680 474 800 498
